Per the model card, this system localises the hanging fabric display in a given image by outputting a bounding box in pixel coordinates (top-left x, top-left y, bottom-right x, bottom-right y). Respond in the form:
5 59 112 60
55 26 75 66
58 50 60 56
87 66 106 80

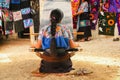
2 10 13 32
21 0 30 9
0 9 2 28
12 11 22 21
101 0 110 12
10 0 21 11
2 10 13 35
116 13 120 35
21 7 31 19
71 0 80 29
98 12 116 36
2 0 10 9
90 0 100 30
0 9 2 37
114 0 120 13
23 18 33 28
108 0 117 13
14 20 24 33
0 1 2 9
13 11 24 33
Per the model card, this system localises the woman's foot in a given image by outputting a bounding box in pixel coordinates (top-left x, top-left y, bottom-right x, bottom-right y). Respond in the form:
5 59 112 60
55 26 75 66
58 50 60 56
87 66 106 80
85 37 92 41
79 38 85 42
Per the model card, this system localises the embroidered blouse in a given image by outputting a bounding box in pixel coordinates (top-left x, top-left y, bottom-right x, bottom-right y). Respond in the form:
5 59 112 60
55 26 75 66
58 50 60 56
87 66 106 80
38 24 73 50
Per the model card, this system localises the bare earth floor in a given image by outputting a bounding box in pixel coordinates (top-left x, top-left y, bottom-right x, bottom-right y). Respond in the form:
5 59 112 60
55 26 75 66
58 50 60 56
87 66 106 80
0 38 120 80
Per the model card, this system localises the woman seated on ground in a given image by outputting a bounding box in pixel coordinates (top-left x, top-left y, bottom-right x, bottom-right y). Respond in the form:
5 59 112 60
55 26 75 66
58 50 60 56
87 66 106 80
32 8 79 73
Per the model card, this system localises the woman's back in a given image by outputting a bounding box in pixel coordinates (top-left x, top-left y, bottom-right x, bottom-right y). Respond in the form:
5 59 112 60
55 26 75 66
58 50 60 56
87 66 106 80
38 23 73 50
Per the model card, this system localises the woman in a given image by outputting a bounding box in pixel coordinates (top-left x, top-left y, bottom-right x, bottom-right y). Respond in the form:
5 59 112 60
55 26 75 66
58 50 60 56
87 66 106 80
32 8 78 73
74 0 92 41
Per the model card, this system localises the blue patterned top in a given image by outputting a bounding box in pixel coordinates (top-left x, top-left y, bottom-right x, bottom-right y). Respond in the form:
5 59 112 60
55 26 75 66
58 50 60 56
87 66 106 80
38 24 73 50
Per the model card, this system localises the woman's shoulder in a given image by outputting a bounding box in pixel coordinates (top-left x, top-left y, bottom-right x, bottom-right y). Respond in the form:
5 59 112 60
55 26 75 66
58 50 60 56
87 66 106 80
58 24 67 29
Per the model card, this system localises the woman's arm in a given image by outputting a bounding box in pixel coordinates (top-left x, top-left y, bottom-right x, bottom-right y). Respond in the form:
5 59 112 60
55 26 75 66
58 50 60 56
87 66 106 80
73 9 83 16
31 40 42 48
69 39 79 48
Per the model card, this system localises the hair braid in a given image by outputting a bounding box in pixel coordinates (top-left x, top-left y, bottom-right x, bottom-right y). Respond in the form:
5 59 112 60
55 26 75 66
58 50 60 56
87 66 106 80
49 9 64 56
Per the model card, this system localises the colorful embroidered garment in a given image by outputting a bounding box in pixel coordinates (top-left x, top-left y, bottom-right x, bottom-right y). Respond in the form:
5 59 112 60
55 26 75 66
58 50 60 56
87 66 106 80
3 10 13 21
90 0 100 30
114 0 120 13
10 0 21 11
21 7 31 19
109 0 117 13
23 18 33 28
2 0 10 9
21 7 31 15
2 10 13 34
38 24 73 50
101 0 110 12
98 12 116 36
0 9 2 28
116 13 120 35
71 0 80 29
13 11 22 21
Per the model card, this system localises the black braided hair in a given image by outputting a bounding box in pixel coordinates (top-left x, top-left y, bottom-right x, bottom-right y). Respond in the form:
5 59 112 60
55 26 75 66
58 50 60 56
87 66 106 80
50 8 64 56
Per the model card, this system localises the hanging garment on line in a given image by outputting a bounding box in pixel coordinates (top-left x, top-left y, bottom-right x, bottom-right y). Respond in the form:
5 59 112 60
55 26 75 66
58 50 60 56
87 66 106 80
12 11 22 21
14 20 24 33
20 0 30 8
90 0 100 30
21 7 32 19
10 0 21 11
98 12 116 36
23 18 33 28
116 13 120 35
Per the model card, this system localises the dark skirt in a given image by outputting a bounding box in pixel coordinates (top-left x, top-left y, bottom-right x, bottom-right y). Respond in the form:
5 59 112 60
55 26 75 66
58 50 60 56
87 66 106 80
77 12 92 40
39 53 73 73
39 58 73 73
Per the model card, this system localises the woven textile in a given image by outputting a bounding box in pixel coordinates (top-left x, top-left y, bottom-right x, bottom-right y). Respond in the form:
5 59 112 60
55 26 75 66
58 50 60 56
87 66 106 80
98 12 116 36
12 11 22 21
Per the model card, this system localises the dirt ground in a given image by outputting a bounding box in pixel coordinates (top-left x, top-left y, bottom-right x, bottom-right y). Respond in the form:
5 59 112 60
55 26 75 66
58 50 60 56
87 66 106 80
0 37 120 80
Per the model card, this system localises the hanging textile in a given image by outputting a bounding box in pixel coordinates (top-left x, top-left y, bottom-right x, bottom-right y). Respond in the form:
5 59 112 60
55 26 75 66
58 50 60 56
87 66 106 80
108 0 117 13
0 9 2 28
14 20 24 33
13 11 24 33
0 9 2 36
114 0 120 13
2 10 13 35
23 18 33 28
2 0 10 9
98 12 116 36
90 0 100 30
10 0 21 11
21 0 30 8
12 11 22 21
21 7 31 19
101 0 110 12
2 10 13 34
116 13 120 35
71 0 80 29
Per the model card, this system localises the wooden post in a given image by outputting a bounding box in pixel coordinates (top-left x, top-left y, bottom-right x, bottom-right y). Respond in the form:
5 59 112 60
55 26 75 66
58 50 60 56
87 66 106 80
30 25 35 45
